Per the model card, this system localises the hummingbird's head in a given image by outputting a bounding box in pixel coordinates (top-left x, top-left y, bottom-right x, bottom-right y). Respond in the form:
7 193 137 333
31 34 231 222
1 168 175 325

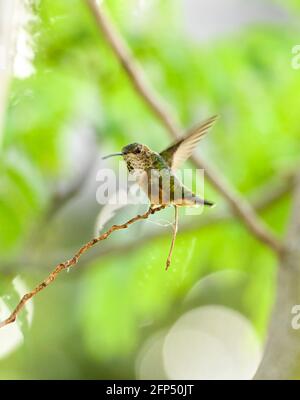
102 143 153 172
121 143 152 172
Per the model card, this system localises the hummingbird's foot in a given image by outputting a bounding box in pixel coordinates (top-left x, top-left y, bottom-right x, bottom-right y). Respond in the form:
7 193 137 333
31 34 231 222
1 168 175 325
149 204 155 214
149 204 163 214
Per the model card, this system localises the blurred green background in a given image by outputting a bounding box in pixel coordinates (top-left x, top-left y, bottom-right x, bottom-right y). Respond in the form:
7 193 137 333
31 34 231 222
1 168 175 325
0 0 299 379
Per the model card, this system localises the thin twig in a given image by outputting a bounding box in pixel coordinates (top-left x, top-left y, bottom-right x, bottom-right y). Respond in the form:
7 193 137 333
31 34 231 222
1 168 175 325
85 0 284 255
0 169 291 328
0 205 166 329
166 205 179 270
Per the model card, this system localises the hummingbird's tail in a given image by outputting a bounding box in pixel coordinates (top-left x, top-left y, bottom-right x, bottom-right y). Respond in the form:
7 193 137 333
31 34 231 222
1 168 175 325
202 199 215 207
194 197 215 207
174 194 215 207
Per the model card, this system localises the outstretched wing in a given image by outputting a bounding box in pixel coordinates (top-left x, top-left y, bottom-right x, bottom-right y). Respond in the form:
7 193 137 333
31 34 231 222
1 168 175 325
160 115 218 170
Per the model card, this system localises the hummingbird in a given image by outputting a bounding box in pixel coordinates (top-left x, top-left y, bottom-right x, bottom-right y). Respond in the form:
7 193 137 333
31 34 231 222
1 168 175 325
103 114 218 269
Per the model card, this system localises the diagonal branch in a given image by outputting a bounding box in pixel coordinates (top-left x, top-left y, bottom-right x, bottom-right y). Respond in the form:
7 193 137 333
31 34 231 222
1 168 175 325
0 205 166 329
85 0 284 255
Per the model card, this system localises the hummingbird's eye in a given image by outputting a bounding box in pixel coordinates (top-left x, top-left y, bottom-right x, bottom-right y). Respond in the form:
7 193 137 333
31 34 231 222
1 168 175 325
135 147 142 154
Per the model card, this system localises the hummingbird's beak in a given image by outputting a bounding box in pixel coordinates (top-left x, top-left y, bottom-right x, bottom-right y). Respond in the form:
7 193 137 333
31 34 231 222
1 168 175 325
102 152 124 160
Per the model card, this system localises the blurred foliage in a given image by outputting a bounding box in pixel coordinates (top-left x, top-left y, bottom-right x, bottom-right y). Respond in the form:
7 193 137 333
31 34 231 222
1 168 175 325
0 0 299 379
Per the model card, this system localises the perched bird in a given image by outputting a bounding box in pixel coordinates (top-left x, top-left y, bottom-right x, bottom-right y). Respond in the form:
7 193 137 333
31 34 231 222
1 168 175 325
103 115 218 269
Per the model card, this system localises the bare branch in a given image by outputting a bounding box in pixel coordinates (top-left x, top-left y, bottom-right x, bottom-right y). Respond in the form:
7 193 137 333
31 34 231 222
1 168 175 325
0 170 291 330
85 0 284 255
0 205 166 329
